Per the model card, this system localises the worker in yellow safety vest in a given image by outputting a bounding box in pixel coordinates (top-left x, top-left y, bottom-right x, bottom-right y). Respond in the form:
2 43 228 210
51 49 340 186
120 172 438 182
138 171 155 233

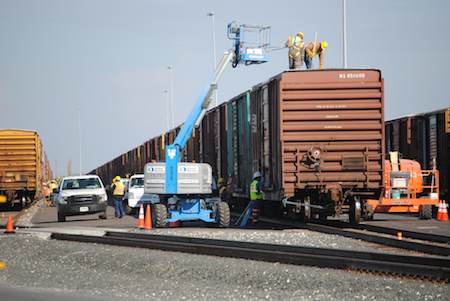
286 32 304 70
50 180 58 193
111 176 125 218
240 171 263 227
304 41 328 70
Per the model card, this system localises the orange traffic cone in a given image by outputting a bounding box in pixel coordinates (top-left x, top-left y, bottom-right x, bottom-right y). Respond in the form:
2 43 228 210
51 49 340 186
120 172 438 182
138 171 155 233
437 201 443 220
4 215 15 234
439 201 449 221
144 204 152 230
137 204 145 228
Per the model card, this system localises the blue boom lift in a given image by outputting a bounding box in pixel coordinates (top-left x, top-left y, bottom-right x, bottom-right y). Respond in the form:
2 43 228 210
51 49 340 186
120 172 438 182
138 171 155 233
144 22 271 227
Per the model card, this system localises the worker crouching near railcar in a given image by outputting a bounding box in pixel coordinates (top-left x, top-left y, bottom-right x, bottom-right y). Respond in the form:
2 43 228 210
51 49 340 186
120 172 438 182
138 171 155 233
304 41 328 69
240 171 264 228
111 176 125 218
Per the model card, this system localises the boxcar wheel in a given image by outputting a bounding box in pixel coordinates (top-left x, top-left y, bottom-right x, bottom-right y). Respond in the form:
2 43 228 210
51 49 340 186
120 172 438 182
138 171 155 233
216 202 230 228
419 205 432 220
349 197 361 224
154 203 168 228
300 197 311 223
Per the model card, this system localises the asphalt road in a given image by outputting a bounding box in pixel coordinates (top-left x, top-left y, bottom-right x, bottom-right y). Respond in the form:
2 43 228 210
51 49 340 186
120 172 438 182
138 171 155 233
31 205 137 229
27 204 450 237
362 213 450 236
0 283 125 301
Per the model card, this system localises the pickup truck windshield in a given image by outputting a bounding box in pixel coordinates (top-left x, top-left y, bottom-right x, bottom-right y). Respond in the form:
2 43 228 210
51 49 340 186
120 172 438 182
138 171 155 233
130 177 144 188
62 178 102 190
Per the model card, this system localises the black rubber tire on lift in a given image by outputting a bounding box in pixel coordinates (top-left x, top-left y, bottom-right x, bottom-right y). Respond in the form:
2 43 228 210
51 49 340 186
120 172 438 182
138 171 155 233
57 211 66 222
349 197 361 224
216 202 230 227
419 205 432 220
99 211 107 219
154 203 168 228
300 197 311 223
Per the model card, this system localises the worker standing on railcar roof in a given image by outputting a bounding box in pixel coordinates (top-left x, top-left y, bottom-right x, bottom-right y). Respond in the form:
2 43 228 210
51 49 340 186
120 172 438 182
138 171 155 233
286 32 304 70
240 171 264 228
111 176 125 218
304 41 328 69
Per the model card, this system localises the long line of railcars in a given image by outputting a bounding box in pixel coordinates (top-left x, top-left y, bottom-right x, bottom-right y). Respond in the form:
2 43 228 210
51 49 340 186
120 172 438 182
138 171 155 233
91 69 386 223
385 107 450 203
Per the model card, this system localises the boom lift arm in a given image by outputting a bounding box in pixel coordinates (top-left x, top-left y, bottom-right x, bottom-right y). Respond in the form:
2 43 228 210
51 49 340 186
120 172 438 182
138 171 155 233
144 22 271 227
165 51 235 193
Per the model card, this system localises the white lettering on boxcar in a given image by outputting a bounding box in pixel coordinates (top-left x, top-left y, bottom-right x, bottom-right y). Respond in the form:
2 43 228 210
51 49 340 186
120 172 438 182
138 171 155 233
338 73 366 79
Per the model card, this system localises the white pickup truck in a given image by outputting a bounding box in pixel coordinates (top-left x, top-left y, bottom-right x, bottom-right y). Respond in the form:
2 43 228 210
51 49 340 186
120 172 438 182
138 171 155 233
56 175 108 222
125 174 158 214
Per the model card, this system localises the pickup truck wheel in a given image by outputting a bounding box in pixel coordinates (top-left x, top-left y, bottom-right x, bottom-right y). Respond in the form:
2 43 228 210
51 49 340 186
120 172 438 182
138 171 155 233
57 212 66 222
99 211 107 219
216 202 230 227
124 201 133 215
154 203 167 228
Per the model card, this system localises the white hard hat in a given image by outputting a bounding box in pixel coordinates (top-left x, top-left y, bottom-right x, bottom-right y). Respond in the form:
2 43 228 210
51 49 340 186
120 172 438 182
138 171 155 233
253 171 262 179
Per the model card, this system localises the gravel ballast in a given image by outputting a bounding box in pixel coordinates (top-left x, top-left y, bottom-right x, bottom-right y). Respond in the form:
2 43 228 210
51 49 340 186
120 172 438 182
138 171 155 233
0 234 448 301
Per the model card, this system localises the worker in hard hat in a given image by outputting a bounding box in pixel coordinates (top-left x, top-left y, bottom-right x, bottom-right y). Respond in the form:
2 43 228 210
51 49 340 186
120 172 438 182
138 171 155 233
286 32 305 70
111 176 125 218
218 177 226 198
304 41 328 70
239 171 263 228
50 180 58 193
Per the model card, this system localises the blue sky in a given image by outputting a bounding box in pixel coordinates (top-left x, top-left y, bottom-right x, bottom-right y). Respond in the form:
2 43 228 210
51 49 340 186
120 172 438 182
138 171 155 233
1 0 449 176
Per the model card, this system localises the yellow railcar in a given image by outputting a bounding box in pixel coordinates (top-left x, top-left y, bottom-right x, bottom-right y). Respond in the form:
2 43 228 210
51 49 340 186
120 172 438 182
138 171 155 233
0 129 53 208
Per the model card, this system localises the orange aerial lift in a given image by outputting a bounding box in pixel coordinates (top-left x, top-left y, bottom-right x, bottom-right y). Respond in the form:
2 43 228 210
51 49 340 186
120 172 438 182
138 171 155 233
367 152 440 219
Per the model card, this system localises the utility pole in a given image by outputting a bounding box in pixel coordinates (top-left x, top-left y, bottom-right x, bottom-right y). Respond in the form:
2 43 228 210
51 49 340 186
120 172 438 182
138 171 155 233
164 89 170 130
342 0 348 68
78 105 82 175
167 65 175 128
207 12 218 106
67 160 72 176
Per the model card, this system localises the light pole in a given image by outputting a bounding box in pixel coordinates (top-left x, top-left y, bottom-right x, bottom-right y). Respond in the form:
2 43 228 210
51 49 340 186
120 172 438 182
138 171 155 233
207 12 218 107
167 65 175 128
78 105 82 175
342 0 348 68
164 89 170 130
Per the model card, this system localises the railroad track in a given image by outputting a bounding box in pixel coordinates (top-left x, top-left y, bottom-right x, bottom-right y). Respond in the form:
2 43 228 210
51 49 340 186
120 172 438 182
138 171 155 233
319 220 450 244
251 215 450 257
51 231 450 281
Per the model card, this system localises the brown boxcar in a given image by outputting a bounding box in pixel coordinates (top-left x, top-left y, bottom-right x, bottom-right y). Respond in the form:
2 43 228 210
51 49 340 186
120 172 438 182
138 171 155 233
385 107 450 202
225 69 385 222
0 129 53 207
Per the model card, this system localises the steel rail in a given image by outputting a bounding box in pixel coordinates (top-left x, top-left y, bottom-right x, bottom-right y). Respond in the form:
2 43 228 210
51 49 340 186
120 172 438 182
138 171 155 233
50 231 450 281
319 220 450 244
